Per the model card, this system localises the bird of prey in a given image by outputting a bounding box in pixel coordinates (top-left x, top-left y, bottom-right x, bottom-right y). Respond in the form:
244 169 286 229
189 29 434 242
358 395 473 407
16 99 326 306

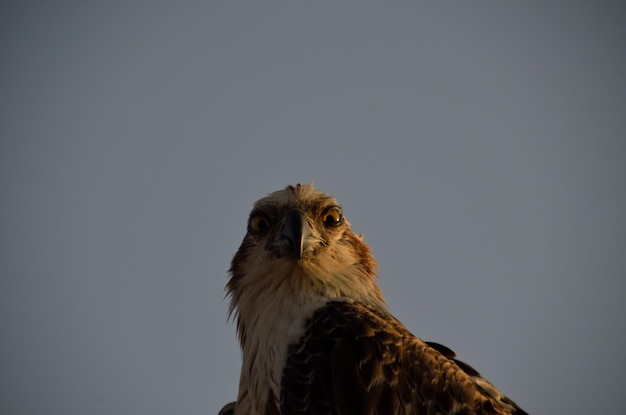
223 183 527 415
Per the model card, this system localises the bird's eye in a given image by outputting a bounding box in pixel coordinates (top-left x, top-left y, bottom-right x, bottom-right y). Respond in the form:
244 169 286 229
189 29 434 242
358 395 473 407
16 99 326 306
322 208 343 227
249 215 270 233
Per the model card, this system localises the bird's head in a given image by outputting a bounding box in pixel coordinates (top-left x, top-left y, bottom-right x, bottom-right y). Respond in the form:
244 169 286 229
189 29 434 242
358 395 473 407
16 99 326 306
227 183 385 337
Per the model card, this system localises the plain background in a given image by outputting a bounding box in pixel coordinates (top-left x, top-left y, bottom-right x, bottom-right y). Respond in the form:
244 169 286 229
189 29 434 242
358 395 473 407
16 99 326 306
2 2 625 414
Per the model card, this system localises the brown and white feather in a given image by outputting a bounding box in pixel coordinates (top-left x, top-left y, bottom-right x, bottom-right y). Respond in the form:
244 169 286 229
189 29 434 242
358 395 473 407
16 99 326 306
226 183 526 415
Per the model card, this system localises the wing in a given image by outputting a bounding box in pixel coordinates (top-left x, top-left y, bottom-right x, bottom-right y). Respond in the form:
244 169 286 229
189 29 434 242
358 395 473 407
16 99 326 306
281 301 527 415
217 402 235 415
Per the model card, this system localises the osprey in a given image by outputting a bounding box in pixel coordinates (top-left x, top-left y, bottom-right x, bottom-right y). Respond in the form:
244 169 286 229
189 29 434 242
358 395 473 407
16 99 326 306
223 183 527 415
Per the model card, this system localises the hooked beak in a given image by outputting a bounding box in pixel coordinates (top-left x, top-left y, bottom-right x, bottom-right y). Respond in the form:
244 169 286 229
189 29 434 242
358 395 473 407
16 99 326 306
270 210 317 259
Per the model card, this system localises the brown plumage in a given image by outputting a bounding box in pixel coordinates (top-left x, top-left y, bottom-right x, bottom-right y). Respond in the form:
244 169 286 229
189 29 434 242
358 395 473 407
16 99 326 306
224 183 527 415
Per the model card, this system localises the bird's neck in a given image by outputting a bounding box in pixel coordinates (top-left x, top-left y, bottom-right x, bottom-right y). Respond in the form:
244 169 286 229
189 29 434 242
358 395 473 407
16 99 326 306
234 267 329 415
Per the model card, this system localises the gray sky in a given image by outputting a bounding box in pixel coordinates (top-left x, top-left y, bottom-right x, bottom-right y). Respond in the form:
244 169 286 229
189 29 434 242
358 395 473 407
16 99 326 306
2 2 625 414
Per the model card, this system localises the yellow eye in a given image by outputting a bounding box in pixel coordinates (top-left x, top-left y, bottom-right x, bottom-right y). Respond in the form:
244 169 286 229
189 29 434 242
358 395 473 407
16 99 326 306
249 215 270 233
322 208 343 227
